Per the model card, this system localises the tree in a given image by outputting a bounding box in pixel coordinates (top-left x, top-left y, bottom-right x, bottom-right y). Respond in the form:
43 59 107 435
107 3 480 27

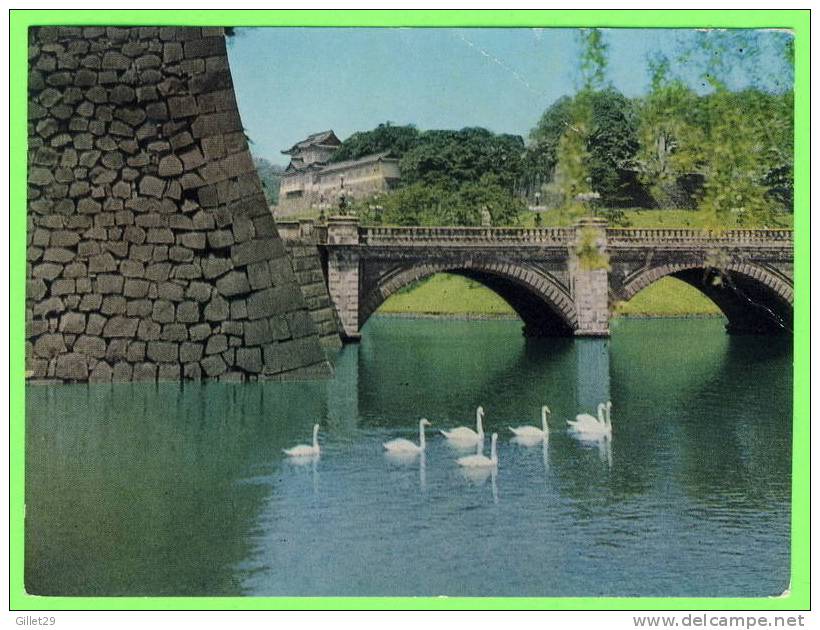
399 127 525 192
578 28 609 91
584 89 639 206
331 123 420 162
526 95 575 181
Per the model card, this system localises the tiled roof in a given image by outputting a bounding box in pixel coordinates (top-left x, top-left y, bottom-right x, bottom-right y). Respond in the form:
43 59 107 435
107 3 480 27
282 130 341 155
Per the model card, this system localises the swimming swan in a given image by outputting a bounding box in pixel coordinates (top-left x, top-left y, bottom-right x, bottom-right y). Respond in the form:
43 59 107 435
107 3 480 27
283 423 321 457
441 406 484 445
457 432 498 468
509 405 550 439
567 401 612 438
384 418 431 454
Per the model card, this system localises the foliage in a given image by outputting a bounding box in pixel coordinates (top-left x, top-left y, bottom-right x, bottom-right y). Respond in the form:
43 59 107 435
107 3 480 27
578 28 609 91
399 127 525 191
529 88 639 209
331 123 420 162
526 96 576 181
253 156 284 205
352 175 526 227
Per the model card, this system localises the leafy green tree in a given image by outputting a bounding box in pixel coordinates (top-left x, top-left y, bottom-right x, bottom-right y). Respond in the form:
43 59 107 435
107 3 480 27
584 89 639 206
526 95 575 181
331 123 420 162
399 127 525 192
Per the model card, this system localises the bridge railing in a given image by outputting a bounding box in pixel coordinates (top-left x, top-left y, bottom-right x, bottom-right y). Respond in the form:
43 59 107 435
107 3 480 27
606 228 794 246
359 226 574 245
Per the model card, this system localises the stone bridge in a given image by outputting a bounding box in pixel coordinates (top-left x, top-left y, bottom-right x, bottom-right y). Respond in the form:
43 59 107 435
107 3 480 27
278 217 794 340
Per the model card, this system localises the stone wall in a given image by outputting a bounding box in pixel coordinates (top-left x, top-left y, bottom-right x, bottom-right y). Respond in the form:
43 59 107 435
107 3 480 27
284 240 342 349
26 26 330 382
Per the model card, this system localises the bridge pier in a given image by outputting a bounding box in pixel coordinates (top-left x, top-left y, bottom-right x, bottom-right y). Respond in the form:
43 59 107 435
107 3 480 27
326 216 362 340
571 218 610 337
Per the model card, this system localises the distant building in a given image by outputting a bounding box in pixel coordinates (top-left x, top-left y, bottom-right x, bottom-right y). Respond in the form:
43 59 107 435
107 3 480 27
276 130 400 214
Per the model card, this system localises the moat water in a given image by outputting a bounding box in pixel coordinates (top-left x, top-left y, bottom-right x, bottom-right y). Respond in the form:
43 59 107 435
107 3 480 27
25 317 792 597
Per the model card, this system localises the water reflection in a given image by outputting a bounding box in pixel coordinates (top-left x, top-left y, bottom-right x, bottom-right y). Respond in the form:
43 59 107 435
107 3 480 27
25 318 791 597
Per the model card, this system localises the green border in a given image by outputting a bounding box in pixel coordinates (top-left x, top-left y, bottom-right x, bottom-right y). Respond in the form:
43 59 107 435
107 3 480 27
9 9 810 611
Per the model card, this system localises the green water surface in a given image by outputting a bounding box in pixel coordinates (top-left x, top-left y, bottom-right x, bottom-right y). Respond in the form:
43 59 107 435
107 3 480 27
25 317 792 597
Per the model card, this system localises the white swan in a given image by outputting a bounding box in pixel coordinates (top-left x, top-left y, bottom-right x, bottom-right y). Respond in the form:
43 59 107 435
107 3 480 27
457 432 498 468
283 423 320 457
441 406 484 445
509 405 550 439
384 418 431 454
567 401 612 438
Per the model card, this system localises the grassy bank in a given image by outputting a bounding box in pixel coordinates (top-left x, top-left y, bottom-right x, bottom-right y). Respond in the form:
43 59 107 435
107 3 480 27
379 273 721 318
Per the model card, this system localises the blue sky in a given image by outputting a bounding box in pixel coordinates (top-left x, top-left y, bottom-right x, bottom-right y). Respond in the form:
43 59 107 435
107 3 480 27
226 28 792 165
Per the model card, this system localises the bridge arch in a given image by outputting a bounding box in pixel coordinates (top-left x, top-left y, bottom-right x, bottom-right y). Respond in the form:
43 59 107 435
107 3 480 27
360 260 578 336
617 262 793 334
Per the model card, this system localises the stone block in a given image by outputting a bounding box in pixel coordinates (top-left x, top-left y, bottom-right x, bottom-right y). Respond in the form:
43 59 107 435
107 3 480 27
171 263 201 280
74 334 106 358
102 316 139 338
235 347 262 373
158 154 183 176
200 354 227 377
205 334 228 355
27 279 48 301
126 299 153 318
145 262 172 282
79 293 102 311
88 252 117 273
146 340 178 363
133 362 157 381
169 246 193 262
157 281 184 301
138 319 161 341
100 295 126 315
201 256 232 279
161 323 188 342
286 310 316 338
244 318 272 346
126 341 146 362
246 285 301 320
51 278 75 296
59 311 86 334
158 364 181 381
123 279 150 298
88 361 112 383
176 300 200 323
34 333 66 358
215 270 250 297
247 260 273 290
230 299 247 320
139 175 165 198
178 232 206 250
112 361 133 381
179 342 203 363
152 299 175 323
120 259 146 278
95 274 124 294
146 227 174 244
32 262 63 280
55 353 88 380
33 296 65 318
203 294 229 321
63 262 88 278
